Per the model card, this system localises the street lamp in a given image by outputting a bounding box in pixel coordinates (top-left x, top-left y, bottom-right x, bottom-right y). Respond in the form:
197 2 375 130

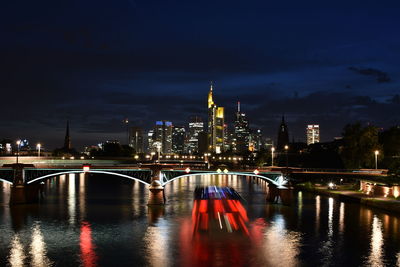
16 140 21 164
284 145 289 165
37 143 41 158
374 150 379 169
271 147 275 167
123 118 129 145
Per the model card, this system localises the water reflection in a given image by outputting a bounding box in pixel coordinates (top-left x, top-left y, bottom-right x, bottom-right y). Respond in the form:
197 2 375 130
80 221 97 267
68 174 76 225
8 234 25 267
318 197 334 265
30 222 52 267
79 173 86 220
315 195 321 233
297 191 303 217
339 202 345 234
144 220 170 267
367 216 384 267
328 197 334 237
261 215 301 266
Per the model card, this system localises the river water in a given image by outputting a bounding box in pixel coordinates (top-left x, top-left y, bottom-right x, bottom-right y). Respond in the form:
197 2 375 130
1 174 400 267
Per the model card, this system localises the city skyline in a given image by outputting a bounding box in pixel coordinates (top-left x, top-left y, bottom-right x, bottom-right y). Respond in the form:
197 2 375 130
0 83 398 151
1 1 400 149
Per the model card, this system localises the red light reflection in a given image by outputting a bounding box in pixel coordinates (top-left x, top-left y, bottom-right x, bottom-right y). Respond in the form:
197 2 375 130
179 189 271 266
80 221 98 267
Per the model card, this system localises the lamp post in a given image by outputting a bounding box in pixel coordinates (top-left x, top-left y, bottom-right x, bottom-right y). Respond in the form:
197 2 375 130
374 150 379 170
37 143 41 158
271 147 275 167
123 118 129 145
16 140 21 164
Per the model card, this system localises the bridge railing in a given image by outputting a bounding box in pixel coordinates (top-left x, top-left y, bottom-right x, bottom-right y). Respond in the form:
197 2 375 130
291 168 388 174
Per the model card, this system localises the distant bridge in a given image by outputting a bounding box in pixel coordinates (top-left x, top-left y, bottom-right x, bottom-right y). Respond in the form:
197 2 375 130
1 162 288 205
0 158 388 205
0 165 284 187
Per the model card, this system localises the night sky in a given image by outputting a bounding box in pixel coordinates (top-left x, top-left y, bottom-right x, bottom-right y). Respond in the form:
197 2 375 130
1 0 400 150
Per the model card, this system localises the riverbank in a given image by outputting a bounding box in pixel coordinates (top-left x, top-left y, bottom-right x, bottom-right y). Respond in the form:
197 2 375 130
295 184 400 214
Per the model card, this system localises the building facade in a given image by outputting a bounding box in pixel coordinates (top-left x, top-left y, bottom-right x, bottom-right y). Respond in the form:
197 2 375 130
306 124 320 145
153 121 173 154
172 125 186 154
207 83 225 154
187 116 204 154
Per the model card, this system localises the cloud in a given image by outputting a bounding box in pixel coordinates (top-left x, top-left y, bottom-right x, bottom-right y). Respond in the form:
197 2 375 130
348 67 391 83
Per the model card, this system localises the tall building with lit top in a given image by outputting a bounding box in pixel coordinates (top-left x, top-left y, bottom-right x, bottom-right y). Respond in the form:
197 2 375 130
307 125 320 145
207 82 225 153
153 121 173 154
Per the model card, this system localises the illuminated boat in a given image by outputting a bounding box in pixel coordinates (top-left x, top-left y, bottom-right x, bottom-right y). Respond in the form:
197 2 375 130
192 186 249 235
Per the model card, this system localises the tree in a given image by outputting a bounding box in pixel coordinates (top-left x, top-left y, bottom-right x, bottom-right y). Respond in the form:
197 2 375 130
341 123 381 168
379 126 400 173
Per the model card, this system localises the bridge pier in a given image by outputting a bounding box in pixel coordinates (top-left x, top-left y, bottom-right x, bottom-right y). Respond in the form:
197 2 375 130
8 163 40 205
147 165 165 205
266 186 294 205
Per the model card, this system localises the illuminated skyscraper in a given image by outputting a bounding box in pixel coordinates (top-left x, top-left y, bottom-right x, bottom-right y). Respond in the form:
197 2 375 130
277 116 289 151
251 129 263 152
306 125 320 145
153 121 173 154
172 126 185 154
207 82 225 153
187 116 204 154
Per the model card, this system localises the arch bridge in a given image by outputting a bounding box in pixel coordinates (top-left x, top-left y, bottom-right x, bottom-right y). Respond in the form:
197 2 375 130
1 163 287 205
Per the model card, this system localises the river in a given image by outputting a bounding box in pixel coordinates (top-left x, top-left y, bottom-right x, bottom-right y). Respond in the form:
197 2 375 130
1 174 400 266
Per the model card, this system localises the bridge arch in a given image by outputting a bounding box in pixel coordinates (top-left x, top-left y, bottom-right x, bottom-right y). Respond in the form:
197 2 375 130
0 178 13 185
161 172 285 187
27 170 150 186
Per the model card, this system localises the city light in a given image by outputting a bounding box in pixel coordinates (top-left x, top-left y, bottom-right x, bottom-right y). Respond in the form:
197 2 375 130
374 150 379 169
83 165 90 172
16 140 21 164
36 143 41 157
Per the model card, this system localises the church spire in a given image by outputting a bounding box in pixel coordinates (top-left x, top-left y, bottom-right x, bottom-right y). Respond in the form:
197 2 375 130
64 120 71 150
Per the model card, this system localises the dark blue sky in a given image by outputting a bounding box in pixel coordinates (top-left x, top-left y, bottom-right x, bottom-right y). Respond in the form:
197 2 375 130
1 0 400 149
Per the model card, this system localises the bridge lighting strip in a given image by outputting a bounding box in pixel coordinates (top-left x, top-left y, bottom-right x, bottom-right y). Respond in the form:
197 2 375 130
0 178 13 185
26 170 150 185
161 172 283 187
